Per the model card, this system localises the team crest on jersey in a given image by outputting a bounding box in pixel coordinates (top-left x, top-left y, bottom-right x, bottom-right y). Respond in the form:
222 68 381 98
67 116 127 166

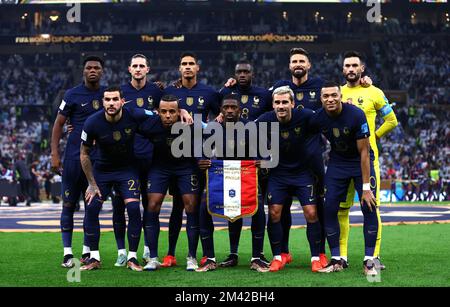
147 181 151 189
125 128 132 135
229 189 236 198
281 131 289 139
253 96 259 104
333 128 340 138
92 100 100 110
343 127 350 135
309 91 316 99
113 131 122 141
186 97 194 106
267 192 272 201
296 104 304 110
136 98 144 107
64 190 70 197
147 96 154 107
296 92 304 101
294 127 301 135
198 97 205 106
358 97 364 106
241 95 248 104
191 174 198 189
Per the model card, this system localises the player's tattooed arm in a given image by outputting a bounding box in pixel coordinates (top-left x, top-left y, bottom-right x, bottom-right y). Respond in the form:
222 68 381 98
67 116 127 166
80 144 102 204
50 113 67 175
357 138 377 211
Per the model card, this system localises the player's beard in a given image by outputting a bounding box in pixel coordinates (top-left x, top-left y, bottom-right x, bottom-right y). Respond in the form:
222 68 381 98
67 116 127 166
345 72 360 83
291 68 307 79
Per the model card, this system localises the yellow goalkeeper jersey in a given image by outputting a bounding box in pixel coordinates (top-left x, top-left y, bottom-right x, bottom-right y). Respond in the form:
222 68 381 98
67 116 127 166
340 84 398 159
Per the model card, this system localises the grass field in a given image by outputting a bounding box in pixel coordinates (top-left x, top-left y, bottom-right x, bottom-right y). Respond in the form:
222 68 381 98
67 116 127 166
1 223 449 287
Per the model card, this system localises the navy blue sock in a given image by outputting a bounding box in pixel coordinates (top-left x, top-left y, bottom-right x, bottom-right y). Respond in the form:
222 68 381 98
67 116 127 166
267 218 282 257
186 211 200 258
324 199 340 257
126 201 142 253
61 204 75 248
361 202 379 257
306 221 322 257
144 210 160 258
112 195 126 250
280 199 292 253
168 197 184 256
84 197 102 250
251 202 266 258
316 195 327 254
228 219 242 255
199 201 214 258
141 191 150 248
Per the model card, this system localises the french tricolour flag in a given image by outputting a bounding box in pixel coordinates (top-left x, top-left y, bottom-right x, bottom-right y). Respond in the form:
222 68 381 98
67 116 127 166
207 160 258 221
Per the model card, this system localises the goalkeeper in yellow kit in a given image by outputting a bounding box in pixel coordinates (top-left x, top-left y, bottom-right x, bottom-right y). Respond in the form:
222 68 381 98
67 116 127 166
339 51 398 270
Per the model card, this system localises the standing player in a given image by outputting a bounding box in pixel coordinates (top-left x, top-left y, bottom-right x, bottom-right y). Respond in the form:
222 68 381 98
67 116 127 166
139 95 200 271
51 55 105 268
196 94 268 272
311 81 379 276
79 86 161 272
111 54 163 267
256 86 323 273
160 52 221 268
218 60 272 268
338 51 398 270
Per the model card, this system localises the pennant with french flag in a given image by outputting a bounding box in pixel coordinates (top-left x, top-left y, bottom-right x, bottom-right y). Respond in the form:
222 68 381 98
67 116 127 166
206 160 258 222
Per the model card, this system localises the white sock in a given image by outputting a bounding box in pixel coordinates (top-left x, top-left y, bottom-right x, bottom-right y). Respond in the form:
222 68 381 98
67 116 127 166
274 255 282 261
207 257 216 262
64 247 73 256
127 252 137 261
90 250 100 261
341 256 348 262
311 257 320 262
82 245 90 255
364 256 374 262
332 256 341 261
118 249 127 256
251 257 260 262
144 246 150 255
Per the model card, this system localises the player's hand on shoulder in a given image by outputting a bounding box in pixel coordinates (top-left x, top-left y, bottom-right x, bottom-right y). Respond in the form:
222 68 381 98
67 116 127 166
215 113 224 123
172 78 182 88
361 190 377 212
179 109 193 125
198 159 212 170
224 78 237 88
154 81 165 90
361 76 373 88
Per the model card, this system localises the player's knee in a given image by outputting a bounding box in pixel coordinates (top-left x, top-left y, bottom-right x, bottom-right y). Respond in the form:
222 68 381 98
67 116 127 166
269 210 281 223
303 206 318 223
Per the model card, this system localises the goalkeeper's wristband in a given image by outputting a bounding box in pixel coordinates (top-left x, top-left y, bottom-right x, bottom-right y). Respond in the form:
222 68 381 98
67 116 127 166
363 183 371 191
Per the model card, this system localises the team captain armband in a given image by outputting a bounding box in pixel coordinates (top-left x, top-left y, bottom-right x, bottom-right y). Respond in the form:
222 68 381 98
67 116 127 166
379 102 393 117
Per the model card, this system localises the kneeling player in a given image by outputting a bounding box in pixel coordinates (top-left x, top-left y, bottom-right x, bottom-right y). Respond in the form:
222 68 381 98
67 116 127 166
311 82 379 276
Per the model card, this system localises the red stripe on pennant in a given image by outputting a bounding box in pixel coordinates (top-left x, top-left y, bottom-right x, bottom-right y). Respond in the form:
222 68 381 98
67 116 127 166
240 161 258 216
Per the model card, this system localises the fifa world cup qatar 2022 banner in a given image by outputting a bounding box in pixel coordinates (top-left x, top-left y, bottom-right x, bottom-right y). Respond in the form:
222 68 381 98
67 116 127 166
207 160 259 222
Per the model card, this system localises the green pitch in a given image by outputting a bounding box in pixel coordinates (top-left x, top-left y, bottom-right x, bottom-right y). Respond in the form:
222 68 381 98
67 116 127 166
1 223 449 287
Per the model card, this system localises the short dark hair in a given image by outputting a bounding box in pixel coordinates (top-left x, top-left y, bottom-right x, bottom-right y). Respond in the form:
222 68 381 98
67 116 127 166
343 50 365 64
104 85 123 98
235 59 253 71
289 47 310 62
83 55 104 68
321 81 341 91
180 52 197 63
160 94 180 108
130 54 149 66
221 93 240 106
